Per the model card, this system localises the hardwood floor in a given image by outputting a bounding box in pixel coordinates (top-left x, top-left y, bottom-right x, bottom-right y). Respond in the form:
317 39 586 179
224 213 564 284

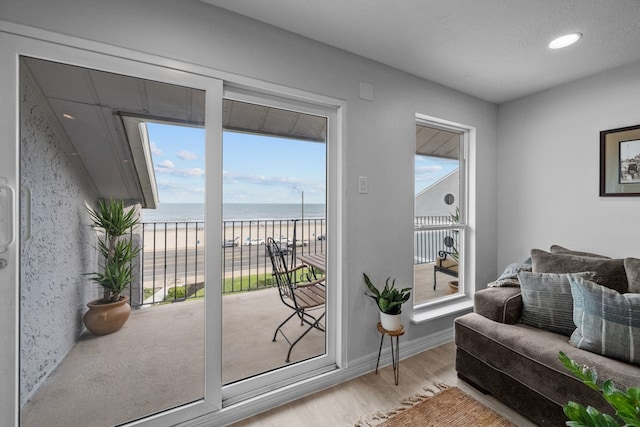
230 341 536 427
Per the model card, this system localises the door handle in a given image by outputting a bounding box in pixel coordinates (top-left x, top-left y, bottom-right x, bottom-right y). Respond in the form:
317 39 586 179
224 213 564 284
22 185 31 243
0 181 15 253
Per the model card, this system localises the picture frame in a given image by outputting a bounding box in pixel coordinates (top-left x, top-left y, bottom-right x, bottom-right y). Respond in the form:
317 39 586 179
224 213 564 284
600 124 640 196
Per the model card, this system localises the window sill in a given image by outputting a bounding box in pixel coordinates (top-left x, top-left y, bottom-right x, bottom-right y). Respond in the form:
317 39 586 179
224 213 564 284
409 297 473 323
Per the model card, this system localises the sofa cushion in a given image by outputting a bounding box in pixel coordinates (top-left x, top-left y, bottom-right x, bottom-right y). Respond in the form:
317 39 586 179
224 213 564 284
550 245 611 259
531 249 628 293
517 271 595 336
624 257 640 293
569 274 640 366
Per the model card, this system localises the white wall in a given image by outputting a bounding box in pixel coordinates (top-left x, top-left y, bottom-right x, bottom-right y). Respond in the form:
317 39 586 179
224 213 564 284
497 60 640 269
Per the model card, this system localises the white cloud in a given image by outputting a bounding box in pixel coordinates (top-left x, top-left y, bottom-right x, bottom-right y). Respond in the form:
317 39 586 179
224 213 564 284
222 171 305 186
150 142 163 156
177 150 199 160
158 160 175 169
185 168 205 177
155 163 205 178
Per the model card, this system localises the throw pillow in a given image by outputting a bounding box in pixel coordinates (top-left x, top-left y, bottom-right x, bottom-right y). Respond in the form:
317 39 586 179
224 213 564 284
517 271 595 336
550 245 611 259
624 258 640 293
487 262 532 287
531 249 628 293
568 274 640 366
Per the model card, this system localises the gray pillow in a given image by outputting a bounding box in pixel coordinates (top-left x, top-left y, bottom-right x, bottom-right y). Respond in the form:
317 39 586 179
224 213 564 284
487 262 532 287
549 245 611 259
531 249 627 293
624 257 640 293
517 271 594 336
568 274 640 366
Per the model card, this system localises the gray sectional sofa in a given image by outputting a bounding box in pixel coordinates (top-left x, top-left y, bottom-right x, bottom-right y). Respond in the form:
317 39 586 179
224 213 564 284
454 246 640 426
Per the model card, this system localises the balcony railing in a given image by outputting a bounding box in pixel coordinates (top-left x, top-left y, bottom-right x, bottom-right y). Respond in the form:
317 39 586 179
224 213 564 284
130 219 325 307
129 216 453 308
414 215 459 265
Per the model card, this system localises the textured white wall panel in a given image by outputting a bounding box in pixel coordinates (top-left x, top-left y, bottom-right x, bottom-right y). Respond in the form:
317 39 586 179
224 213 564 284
19 67 99 406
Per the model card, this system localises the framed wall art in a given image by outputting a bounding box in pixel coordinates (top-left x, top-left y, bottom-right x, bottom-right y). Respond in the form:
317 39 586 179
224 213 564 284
600 124 640 196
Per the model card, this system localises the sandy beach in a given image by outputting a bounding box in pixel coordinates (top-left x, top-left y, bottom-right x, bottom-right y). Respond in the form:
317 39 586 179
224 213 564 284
141 220 326 251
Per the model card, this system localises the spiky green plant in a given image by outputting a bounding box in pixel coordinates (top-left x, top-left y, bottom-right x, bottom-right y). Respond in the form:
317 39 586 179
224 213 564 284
87 199 140 303
363 273 411 315
559 351 640 426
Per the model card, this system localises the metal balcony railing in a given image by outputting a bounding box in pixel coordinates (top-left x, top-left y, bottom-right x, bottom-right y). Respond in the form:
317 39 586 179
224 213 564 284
130 219 326 307
129 216 454 308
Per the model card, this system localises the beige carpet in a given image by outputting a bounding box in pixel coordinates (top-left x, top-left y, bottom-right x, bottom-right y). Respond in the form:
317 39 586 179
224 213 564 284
353 385 517 427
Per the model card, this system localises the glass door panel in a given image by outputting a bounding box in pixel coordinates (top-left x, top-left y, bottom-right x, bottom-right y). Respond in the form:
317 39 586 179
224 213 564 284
221 92 333 403
18 57 217 426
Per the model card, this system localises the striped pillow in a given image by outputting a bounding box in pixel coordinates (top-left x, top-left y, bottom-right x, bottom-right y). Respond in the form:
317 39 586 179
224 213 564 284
568 274 640 366
517 271 595 336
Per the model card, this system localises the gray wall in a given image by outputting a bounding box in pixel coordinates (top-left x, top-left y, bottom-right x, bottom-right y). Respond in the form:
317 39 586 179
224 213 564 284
497 60 640 268
2 0 500 422
2 0 499 362
19 64 100 405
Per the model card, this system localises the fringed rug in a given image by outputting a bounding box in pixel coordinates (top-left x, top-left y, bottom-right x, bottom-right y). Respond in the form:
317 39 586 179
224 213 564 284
352 384 517 427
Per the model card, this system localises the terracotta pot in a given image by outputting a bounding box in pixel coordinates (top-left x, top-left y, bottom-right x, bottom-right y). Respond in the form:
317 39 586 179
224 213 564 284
448 280 459 294
379 311 402 332
83 296 131 335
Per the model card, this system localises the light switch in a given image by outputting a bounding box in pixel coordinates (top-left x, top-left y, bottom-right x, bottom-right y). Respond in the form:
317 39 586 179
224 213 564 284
358 176 368 194
359 82 374 101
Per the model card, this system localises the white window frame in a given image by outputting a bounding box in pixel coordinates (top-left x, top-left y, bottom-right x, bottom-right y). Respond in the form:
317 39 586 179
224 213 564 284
410 113 476 323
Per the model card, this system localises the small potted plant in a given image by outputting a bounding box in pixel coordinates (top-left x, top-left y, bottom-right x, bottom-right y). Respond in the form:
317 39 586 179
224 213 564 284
83 199 141 335
363 273 411 331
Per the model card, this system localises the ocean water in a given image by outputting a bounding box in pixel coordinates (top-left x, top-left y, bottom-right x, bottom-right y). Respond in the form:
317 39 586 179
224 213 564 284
141 203 326 222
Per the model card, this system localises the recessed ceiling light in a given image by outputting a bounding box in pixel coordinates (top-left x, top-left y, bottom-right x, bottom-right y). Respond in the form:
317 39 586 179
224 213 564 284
63 113 75 120
548 33 582 49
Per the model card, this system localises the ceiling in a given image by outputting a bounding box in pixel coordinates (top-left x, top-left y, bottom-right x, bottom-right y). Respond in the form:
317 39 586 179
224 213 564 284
416 125 459 160
22 58 328 208
201 0 640 103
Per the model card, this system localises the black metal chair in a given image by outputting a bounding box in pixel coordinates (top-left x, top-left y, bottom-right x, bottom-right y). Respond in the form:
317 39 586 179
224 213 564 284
433 235 459 290
266 237 325 362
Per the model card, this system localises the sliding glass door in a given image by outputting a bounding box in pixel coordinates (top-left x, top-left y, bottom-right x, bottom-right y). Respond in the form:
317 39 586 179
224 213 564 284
0 31 340 426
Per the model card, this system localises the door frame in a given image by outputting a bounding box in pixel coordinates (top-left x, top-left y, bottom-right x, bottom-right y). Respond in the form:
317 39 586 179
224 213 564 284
0 20 346 427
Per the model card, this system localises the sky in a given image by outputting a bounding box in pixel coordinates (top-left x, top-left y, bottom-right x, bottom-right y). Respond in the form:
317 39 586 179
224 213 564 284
148 122 458 204
415 155 458 195
148 123 326 204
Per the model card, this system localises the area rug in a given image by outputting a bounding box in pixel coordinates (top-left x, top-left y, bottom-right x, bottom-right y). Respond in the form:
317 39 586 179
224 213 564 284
353 384 517 427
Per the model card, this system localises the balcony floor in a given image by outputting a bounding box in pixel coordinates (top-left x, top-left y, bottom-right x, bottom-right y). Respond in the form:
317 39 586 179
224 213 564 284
21 263 455 426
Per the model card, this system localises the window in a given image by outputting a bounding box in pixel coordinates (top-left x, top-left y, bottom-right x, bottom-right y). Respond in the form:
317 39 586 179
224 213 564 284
412 114 473 320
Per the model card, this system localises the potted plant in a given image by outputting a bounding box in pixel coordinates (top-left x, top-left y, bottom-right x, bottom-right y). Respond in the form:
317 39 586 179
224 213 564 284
83 199 141 335
363 273 411 331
